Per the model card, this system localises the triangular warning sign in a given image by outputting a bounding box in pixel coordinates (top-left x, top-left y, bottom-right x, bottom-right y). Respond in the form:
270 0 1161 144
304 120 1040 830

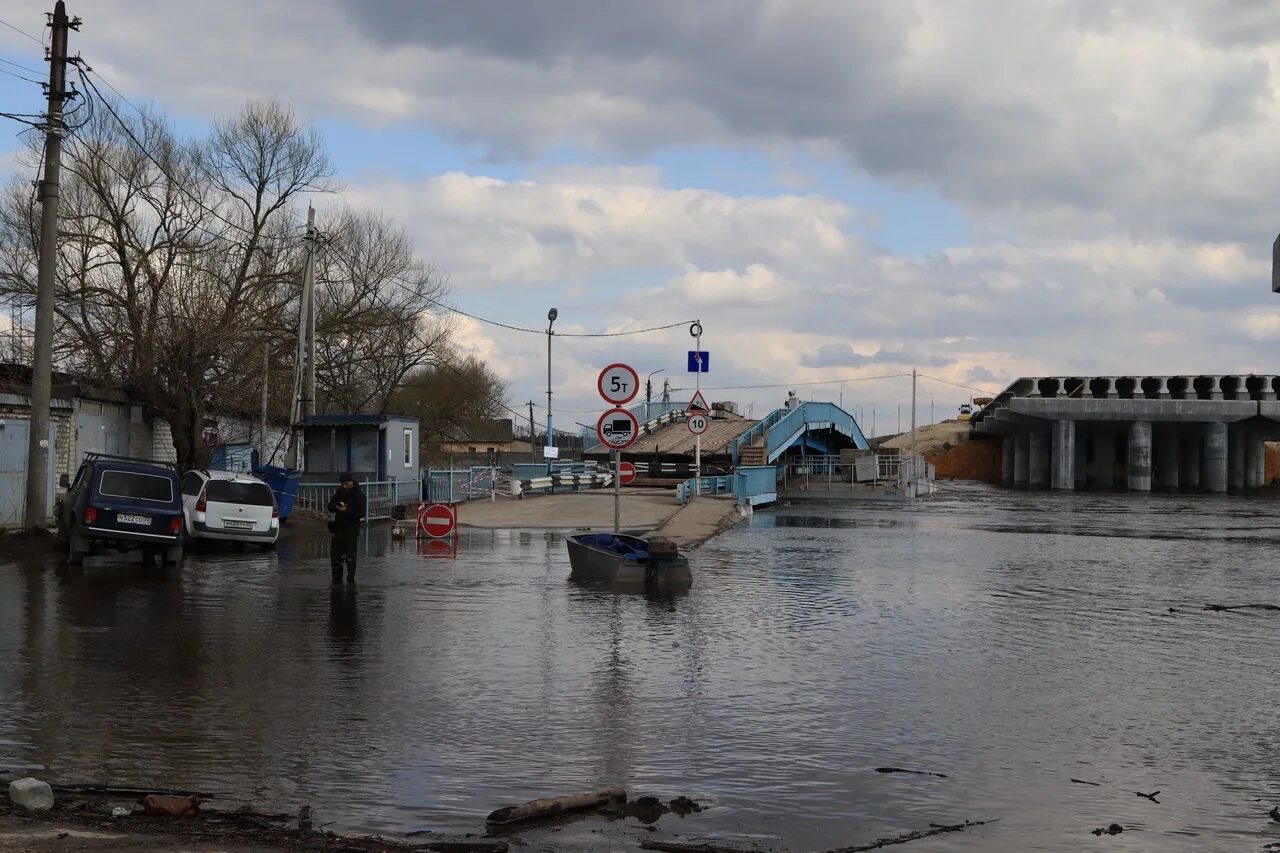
686 390 710 415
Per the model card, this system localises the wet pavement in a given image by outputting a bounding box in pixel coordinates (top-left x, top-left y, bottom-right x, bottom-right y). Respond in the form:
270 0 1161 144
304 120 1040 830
3 484 1280 850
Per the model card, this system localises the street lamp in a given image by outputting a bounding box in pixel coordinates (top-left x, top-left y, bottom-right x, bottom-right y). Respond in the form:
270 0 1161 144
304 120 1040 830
546 307 557 475
645 368 665 423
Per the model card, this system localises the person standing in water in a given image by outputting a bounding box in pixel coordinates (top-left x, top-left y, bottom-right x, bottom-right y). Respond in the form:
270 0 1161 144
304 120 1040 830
327 473 366 584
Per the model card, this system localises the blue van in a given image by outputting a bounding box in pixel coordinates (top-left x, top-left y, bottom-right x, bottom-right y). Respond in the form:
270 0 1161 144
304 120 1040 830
56 453 184 567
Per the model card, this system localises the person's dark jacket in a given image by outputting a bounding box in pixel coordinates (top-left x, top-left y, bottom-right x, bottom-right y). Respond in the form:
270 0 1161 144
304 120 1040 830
327 485 366 535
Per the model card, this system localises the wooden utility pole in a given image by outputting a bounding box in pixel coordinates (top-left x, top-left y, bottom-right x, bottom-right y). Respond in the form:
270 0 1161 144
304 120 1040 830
24 2 76 531
302 206 317 416
527 400 535 462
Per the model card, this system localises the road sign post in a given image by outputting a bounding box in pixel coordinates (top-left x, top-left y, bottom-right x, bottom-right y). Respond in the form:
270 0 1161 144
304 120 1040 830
688 322 704 498
596 363 641 535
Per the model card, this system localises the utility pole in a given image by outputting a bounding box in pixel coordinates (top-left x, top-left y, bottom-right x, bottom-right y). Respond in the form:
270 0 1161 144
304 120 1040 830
259 344 269 463
24 2 76 531
909 369 918 495
527 400 535 462
302 206 317 416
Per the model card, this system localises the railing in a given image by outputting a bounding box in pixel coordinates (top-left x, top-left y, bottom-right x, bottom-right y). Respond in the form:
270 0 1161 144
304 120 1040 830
730 402 870 465
297 479 423 522
677 466 779 507
779 453 934 495
424 466 511 502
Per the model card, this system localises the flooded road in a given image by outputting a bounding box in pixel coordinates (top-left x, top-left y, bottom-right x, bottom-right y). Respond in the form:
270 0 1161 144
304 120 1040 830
3 485 1280 850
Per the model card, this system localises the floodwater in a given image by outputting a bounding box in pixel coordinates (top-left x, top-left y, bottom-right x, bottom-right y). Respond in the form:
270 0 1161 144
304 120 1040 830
2 485 1280 851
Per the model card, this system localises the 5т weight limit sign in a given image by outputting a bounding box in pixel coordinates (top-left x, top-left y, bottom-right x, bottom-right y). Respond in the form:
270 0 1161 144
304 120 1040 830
597 363 640 406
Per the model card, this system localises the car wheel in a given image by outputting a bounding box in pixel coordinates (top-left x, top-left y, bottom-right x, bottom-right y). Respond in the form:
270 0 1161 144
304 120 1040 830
67 525 86 567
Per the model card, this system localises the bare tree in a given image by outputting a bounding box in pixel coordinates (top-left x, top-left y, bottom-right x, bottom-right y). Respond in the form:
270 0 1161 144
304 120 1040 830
312 209 453 414
391 354 510 455
0 98 328 469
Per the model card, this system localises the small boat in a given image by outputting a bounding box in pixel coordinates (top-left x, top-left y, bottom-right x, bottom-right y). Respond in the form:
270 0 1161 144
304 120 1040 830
565 532 692 586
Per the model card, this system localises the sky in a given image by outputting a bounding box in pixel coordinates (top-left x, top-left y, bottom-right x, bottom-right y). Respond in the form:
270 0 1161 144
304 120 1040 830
0 0 1279 435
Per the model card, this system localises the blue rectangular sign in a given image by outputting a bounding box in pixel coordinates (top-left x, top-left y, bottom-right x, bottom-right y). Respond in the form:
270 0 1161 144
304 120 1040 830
687 351 709 373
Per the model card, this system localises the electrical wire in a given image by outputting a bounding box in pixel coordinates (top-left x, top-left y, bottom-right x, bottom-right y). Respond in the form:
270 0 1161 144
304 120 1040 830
0 17 44 47
0 56 43 77
0 65 42 86
916 372 1000 396
443 304 695 338
0 111 42 127
79 68 308 249
669 372 911 393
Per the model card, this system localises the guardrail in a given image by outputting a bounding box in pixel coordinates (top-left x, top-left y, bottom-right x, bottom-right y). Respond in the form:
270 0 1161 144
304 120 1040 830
677 466 778 507
512 471 613 497
297 479 422 522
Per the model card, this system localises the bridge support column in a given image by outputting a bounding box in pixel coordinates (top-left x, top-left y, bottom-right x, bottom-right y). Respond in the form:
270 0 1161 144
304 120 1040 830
1156 431 1179 491
1246 436 1264 490
1204 422 1227 493
1074 429 1088 488
1029 429 1049 488
1259 439 1269 487
1014 432 1029 486
1182 431 1200 492
1002 436 1015 486
1127 421 1152 492
1091 429 1115 490
1051 419 1075 490
1229 427 1245 491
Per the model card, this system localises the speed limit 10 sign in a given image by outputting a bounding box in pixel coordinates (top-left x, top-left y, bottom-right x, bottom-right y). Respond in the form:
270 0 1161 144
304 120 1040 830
597 363 640 406
687 413 709 435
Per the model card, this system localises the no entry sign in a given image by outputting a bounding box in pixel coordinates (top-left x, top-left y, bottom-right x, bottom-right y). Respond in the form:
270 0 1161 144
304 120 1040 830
618 461 637 486
418 502 457 539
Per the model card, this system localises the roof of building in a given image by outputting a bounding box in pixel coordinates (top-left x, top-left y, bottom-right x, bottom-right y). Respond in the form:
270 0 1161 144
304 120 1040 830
300 413 419 427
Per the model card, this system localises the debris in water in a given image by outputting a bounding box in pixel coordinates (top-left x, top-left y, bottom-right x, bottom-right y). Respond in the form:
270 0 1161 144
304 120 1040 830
873 767 949 778
1134 790 1160 803
1091 823 1124 836
824 818 998 851
1070 778 1101 786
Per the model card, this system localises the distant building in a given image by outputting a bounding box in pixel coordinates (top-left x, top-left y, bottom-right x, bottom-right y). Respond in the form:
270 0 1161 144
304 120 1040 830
436 418 515 456
299 413 420 483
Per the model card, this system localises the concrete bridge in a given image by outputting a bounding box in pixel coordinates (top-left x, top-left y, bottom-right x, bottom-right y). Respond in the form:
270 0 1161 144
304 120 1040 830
971 375 1280 492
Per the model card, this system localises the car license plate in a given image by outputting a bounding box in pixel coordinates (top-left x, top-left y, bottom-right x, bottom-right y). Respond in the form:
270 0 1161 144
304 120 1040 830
118 513 151 526
223 519 253 530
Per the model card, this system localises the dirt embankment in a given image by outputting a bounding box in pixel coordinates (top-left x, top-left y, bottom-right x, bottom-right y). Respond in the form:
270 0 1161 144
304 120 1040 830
876 420 1002 483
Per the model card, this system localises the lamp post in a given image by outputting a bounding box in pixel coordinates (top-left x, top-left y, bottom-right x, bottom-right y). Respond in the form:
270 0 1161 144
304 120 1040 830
645 368 665 424
546 307 557 476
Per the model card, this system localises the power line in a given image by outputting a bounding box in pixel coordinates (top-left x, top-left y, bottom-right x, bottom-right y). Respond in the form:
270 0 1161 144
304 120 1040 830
0 56 44 77
0 65 42 86
0 17 44 46
0 111 43 127
916 372 999 396
670 372 912 392
78 67 308 248
444 303 695 338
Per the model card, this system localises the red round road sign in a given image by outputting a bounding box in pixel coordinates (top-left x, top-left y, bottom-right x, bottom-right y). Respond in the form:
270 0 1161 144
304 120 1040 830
618 461 637 485
418 502 457 539
597 363 640 405
687 413 710 435
596 407 640 450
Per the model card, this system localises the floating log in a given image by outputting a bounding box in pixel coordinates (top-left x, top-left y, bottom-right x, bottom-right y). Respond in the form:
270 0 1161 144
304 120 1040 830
486 787 626 825
873 767 949 779
640 841 755 853
825 818 998 852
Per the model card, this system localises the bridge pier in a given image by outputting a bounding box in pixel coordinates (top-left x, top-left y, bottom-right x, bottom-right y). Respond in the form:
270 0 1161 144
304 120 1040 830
1002 436 1015 486
1014 432 1029 486
1229 427 1245 491
1127 421 1152 492
1089 428 1116 490
1204 422 1228 493
1051 420 1075 490
1028 430 1049 488
1181 430 1201 491
1156 429 1179 491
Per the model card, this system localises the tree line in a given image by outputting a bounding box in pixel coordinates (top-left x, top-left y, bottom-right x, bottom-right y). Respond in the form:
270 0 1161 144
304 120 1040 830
0 97 508 470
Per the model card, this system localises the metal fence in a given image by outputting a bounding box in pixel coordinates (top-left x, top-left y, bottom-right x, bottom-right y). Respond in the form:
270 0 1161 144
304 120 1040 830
424 467 509 502
677 466 778 507
297 479 422 522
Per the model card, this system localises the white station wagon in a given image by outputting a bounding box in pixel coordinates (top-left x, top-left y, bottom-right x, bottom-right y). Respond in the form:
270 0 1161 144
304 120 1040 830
180 469 280 548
